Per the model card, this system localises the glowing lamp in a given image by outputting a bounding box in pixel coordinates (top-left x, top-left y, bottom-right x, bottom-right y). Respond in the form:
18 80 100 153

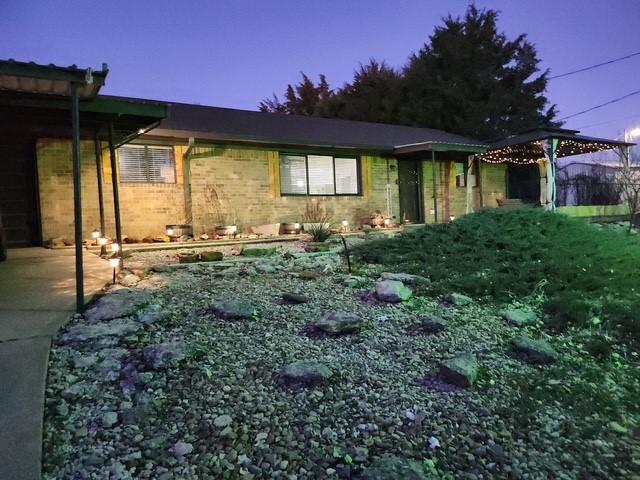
230 225 238 233
91 229 101 239
166 227 174 236
341 220 348 227
383 218 391 227
97 236 108 246
294 223 300 230
450 216 456 222
109 257 120 284
111 243 120 253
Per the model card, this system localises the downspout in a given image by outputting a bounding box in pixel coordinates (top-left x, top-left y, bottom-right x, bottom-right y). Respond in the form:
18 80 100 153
183 137 195 231
477 157 484 208
385 158 393 220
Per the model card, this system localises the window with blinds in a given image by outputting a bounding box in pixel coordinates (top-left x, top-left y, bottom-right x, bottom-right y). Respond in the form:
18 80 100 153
119 145 176 183
279 154 359 196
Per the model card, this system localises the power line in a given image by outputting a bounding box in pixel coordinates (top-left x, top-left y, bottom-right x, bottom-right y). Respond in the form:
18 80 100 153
549 50 640 80
575 113 640 130
558 88 640 121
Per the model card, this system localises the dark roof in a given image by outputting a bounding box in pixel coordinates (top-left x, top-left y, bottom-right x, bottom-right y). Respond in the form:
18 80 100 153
480 127 635 164
0 59 108 100
111 97 486 153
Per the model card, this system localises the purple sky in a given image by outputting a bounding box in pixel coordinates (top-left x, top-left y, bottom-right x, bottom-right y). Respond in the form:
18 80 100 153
2 0 639 141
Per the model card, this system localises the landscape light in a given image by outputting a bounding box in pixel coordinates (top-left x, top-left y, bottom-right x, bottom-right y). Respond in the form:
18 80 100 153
294 222 300 230
230 225 238 233
109 257 120 284
166 227 174 236
384 218 391 227
450 215 456 222
97 236 107 246
91 229 101 239
341 220 348 227
111 243 120 253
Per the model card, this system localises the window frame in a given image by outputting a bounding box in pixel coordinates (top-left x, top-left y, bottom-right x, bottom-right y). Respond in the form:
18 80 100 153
118 144 177 184
455 160 478 189
279 153 362 197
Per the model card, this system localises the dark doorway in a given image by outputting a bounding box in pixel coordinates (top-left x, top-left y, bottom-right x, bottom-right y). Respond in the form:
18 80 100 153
398 159 423 223
508 164 539 204
0 143 41 247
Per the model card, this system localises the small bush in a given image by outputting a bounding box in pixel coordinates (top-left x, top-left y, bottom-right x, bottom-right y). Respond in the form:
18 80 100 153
306 223 332 243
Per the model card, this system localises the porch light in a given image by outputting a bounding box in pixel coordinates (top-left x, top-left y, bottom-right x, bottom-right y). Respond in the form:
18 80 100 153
111 243 120 253
166 227 174 236
109 257 120 284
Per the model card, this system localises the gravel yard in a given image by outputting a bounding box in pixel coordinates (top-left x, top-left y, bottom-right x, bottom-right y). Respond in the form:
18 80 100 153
43 249 638 479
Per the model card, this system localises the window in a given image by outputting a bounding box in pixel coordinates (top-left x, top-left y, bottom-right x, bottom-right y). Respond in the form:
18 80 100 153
119 145 176 183
280 154 359 196
455 160 477 188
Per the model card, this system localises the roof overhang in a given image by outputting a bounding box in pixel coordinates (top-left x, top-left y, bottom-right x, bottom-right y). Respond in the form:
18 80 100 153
480 127 635 164
0 59 108 100
393 141 488 156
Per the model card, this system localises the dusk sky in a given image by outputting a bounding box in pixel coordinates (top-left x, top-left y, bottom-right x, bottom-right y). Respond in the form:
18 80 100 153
2 0 639 140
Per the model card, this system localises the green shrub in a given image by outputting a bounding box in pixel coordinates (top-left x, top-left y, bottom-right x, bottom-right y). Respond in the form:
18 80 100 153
353 208 640 344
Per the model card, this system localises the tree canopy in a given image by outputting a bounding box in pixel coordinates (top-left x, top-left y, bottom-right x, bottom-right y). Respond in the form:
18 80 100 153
259 5 558 141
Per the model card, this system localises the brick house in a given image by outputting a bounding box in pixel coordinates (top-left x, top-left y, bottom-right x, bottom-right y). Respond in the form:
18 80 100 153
32 98 507 244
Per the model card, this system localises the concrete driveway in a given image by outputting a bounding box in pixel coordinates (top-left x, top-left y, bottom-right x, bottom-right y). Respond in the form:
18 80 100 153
0 248 111 480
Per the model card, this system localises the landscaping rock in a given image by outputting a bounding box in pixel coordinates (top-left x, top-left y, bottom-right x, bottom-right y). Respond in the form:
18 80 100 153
84 290 149 322
361 456 432 480
142 342 186 370
299 270 321 280
119 272 140 287
61 318 141 344
277 361 333 388
171 441 193 457
214 414 233 428
344 275 366 288
255 261 276 274
380 272 429 285
311 312 363 334
199 251 223 262
501 308 538 327
101 411 119 428
177 252 199 263
439 353 479 387
375 280 412 303
407 316 447 335
445 292 473 306
511 335 557 364
242 247 276 257
282 292 309 304
208 301 255 320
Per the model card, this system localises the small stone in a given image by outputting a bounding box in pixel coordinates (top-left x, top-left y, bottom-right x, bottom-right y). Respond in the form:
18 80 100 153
171 441 193 457
214 414 233 428
511 336 557 365
500 308 538 327
311 312 363 335
439 353 479 388
282 292 309 304
208 301 255 320
277 361 333 388
445 293 473 306
101 411 119 428
375 280 412 303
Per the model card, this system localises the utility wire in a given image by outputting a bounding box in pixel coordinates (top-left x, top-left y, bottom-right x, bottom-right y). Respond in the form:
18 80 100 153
575 113 640 130
549 50 640 80
558 88 640 121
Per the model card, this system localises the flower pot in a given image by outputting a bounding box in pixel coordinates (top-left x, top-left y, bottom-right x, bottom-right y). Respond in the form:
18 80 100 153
280 222 301 235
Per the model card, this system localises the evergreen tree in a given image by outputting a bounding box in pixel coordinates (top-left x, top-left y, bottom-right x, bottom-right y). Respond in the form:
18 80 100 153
259 74 332 116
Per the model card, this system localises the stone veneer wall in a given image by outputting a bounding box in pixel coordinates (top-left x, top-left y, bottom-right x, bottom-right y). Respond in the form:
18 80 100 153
188 145 400 235
37 139 186 242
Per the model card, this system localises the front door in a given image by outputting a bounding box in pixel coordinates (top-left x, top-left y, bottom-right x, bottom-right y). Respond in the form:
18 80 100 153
398 159 423 224
0 143 40 247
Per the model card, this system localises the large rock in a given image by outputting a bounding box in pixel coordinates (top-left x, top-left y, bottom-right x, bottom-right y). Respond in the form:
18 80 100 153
500 308 538 327
61 318 141 344
311 312 363 335
84 290 149 322
242 247 276 257
277 361 333 388
511 335 557 364
380 272 429 285
375 280 412 303
142 342 186 370
439 353 479 387
407 316 447 335
361 456 432 480
199 251 223 262
445 292 473 306
208 301 255 320
282 292 309 304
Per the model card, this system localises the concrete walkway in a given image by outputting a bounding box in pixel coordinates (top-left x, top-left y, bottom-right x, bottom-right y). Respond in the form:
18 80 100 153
0 248 111 480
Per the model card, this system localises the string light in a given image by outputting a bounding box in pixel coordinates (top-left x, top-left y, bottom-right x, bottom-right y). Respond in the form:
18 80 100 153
479 138 623 164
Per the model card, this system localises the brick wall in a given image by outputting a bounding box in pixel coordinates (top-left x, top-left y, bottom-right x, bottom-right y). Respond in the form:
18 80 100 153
188 145 399 234
37 139 186 242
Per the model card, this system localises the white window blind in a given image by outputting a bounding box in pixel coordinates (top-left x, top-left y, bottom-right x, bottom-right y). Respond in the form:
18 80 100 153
119 145 176 183
280 155 307 194
334 157 358 194
307 155 335 195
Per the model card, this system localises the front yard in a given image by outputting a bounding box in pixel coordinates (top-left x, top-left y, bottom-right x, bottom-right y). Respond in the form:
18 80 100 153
43 214 639 479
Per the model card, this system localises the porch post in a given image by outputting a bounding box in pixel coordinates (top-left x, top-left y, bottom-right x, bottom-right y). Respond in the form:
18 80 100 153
70 83 84 312
466 155 474 214
94 133 106 255
107 120 123 266
544 138 559 211
477 157 484 208
431 150 438 223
